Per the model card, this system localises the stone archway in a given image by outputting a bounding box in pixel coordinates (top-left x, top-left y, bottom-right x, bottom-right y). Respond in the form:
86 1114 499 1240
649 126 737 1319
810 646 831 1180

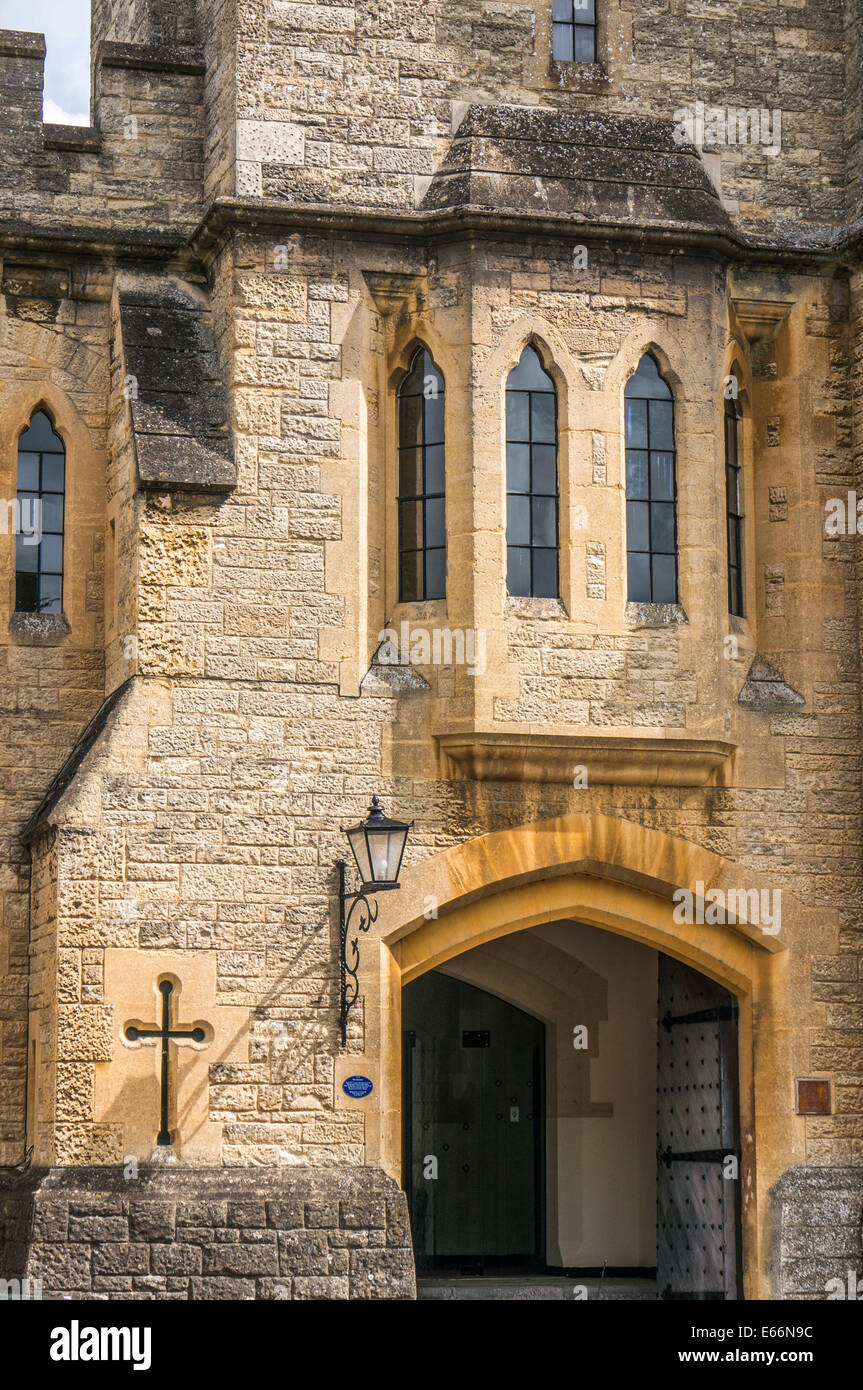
368 811 828 1300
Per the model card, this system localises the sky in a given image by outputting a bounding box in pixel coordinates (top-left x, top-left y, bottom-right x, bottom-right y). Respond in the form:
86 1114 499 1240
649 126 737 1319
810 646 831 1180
0 0 90 124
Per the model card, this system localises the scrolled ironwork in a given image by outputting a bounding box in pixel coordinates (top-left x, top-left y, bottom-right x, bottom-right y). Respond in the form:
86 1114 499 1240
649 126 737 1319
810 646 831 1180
338 859 381 1047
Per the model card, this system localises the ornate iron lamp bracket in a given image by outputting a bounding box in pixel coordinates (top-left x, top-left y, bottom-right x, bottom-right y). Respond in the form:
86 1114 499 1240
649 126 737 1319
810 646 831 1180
338 859 391 1047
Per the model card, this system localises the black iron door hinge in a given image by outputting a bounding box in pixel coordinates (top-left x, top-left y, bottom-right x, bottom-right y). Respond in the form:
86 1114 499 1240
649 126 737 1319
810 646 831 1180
659 1146 742 1167
661 1005 739 1031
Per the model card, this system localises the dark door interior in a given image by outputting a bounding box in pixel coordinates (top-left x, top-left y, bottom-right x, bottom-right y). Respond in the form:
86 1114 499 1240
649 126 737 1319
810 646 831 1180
657 955 742 1299
403 970 545 1271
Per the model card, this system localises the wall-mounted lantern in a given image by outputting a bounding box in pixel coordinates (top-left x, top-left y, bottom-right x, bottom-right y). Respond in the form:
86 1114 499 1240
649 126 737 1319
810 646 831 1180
338 796 412 1047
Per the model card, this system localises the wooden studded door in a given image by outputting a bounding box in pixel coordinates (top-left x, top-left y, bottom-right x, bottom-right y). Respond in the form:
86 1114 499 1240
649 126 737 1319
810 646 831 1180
657 955 742 1299
402 970 545 1271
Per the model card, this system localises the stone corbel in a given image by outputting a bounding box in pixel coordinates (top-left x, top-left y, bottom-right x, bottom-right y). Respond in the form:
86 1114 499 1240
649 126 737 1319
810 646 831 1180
730 298 792 345
362 271 427 321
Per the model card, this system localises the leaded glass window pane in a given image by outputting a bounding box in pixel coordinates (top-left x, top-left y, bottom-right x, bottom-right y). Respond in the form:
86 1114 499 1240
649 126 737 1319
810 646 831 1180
15 409 65 615
725 395 744 616
397 348 447 601
552 0 597 63
624 356 678 603
505 346 559 599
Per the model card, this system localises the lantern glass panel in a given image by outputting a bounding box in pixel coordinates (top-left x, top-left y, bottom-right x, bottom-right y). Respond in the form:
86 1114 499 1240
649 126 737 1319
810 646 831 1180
347 825 373 884
368 826 407 883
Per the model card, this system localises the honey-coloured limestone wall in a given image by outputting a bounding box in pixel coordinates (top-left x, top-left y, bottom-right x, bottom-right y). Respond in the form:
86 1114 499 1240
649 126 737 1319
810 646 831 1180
0 0 860 1302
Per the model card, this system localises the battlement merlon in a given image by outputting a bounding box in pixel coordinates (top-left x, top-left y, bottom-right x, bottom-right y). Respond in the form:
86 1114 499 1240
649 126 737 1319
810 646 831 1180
0 28 205 251
91 0 199 51
0 30 46 136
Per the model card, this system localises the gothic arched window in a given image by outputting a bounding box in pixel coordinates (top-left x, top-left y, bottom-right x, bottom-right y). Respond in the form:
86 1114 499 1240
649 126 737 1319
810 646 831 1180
725 392 744 617
15 409 65 614
397 347 445 602
552 0 597 63
625 354 677 604
506 345 559 599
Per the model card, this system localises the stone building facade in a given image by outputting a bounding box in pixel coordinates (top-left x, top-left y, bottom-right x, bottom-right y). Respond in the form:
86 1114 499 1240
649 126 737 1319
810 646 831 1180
0 0 861 1299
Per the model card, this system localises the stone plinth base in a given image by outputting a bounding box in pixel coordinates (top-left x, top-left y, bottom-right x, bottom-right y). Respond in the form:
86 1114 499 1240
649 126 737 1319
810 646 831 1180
0 1165 416 1300
769 1166 863 1299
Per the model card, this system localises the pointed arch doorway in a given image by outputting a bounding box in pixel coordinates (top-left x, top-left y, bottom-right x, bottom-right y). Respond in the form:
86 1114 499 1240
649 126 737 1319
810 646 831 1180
400 921 741 1296
380 812 794 1300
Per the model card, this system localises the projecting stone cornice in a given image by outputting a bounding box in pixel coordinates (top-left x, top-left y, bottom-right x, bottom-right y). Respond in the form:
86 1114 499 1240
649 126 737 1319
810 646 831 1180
94 40 205 76
194 197 753 261
0 197 855 268
193 198 863 279
434 730 735 788
0 29 45 59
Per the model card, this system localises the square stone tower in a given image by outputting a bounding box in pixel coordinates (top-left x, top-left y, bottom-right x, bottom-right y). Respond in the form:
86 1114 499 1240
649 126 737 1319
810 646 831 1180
0 0 861 1300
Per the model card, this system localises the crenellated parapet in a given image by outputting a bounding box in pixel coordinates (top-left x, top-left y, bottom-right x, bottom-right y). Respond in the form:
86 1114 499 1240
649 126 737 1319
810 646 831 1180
0 28 205 249
2 1 861 255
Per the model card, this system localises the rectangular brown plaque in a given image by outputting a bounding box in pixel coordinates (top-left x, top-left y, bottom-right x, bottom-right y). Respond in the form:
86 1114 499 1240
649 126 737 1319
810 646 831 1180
796 1078 831 1115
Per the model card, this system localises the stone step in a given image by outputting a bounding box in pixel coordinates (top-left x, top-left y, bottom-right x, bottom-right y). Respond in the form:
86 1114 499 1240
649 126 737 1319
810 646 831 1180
418 1277 658 1301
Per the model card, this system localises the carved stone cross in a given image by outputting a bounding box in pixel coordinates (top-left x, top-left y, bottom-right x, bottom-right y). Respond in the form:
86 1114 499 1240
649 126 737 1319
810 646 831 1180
124 979 210 1147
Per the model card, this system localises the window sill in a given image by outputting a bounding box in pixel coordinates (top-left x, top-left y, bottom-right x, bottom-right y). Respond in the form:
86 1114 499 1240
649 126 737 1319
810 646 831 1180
389 598 448 621
548 61 610 93
506 594 569 620
9 611 71 645
625 602 689 630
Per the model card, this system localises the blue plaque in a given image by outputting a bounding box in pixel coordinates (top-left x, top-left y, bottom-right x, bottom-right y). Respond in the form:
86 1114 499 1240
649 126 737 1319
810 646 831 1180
342 1075 373 1099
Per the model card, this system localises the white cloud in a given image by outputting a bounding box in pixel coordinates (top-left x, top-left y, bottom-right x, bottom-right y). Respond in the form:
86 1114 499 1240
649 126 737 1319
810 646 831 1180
43 97 89 128
1 0 90 123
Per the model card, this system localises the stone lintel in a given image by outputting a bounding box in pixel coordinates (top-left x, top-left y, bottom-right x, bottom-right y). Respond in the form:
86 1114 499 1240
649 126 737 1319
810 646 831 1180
435 731 736 787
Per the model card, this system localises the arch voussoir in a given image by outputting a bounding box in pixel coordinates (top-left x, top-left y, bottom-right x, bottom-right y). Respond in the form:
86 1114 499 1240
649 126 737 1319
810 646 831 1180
386 812 796 986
